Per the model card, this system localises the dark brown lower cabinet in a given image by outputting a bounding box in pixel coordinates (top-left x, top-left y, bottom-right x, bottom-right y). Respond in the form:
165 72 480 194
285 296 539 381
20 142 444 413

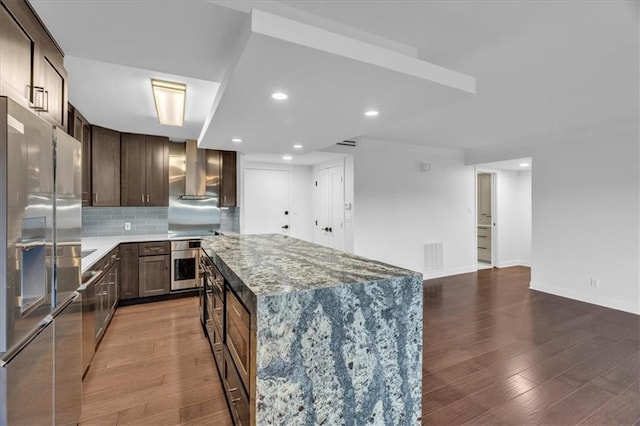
138 255 170 298
118 243 139 300
223 348 249 426
226 288 250 388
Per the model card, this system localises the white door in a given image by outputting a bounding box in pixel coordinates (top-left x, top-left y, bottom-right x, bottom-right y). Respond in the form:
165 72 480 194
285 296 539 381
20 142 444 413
314 168 330 246
244 169 290 235
314 165 344 249
328 166 345 251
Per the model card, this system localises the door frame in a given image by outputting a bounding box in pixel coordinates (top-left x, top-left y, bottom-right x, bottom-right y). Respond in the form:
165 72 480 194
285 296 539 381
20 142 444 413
475 169 497 269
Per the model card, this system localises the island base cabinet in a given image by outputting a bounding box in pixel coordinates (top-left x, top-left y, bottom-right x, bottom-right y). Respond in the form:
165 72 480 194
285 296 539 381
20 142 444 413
223 349 249 426
206 319 224 370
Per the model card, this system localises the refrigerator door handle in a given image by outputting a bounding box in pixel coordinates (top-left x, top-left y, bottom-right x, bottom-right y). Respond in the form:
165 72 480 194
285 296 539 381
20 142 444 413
50 291 80 320
0 316 53 368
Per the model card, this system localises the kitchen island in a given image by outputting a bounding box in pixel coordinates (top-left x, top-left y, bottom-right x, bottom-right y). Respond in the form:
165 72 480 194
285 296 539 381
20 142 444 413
202 234 423 425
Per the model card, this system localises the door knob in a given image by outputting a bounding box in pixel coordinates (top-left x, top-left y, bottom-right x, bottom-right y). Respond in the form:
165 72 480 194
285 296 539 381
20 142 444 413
281 225 289 229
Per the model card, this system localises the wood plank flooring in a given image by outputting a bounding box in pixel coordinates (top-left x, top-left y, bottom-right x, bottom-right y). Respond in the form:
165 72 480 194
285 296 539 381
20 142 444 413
79 297 233 425
423 266 640 425
79 266 639 425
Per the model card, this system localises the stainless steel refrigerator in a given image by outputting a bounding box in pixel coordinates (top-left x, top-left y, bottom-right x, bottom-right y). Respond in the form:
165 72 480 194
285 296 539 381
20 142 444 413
0 97 82 425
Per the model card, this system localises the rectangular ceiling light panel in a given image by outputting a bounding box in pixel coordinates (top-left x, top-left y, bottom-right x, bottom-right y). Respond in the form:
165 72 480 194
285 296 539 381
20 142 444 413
151 79 186 126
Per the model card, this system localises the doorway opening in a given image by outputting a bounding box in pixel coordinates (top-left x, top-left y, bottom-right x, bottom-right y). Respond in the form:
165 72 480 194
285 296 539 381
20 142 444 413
475 158 532 270
476 172 494 269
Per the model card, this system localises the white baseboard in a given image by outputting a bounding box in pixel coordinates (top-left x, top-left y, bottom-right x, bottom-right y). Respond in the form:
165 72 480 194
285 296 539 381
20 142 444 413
496 259 531 268
530 281 640 315
424 265 477 280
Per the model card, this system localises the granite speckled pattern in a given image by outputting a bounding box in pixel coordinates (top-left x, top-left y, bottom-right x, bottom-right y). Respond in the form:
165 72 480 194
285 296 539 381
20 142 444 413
202 234 420 296
256 275 422 425
202 234 423 425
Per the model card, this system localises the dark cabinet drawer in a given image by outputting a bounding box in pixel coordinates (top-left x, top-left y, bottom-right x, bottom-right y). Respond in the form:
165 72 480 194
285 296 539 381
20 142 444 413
138 241 170 256
226 287 250 390
224 348 249 426
206 318 224 370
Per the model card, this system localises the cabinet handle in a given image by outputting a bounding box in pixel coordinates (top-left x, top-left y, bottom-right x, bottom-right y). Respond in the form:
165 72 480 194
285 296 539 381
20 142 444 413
31 86 46 111
146 194 150 204
141 194 145 204
223 195 226 204
43 90 49 113
93 193 98 203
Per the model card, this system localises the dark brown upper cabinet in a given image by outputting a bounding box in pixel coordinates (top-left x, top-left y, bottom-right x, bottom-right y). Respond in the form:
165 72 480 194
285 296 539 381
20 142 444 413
121 133 169 207
0 1 67 128
68 104 92 206
0 2 35 110
220 150 237 207
91 126 120 207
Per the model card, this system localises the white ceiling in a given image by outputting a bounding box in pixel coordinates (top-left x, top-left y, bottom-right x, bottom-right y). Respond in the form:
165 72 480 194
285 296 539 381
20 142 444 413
244 151 346 166
31 0 638 154
65 56 219 140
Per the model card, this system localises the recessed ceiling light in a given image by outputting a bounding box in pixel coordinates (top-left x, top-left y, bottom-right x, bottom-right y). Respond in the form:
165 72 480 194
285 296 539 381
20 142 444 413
519 163 530 167
293 144 303 149
271 92 288 101
232 138 242 143
364 110 379 117
282 155 292 160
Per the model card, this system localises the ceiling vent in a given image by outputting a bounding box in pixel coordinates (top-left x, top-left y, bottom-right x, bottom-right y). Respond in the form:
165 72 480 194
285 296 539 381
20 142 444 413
336 140 356 147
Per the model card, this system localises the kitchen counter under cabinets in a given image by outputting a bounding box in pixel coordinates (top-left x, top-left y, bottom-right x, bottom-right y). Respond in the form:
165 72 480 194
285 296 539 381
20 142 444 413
201 234 423 425
81 233 214 272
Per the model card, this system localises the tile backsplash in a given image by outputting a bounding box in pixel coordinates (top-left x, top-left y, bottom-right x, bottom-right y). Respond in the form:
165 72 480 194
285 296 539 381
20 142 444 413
221 207 240 234
82 207 168 237
82 206 241 237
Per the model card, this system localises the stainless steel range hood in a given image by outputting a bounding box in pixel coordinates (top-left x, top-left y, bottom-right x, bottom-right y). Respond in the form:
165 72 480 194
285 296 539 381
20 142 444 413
182 140 207 199
168 141 221 236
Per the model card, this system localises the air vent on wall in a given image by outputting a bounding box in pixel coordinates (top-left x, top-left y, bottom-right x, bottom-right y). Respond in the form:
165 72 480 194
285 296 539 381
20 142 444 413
423 241 444 273
336 140 356 147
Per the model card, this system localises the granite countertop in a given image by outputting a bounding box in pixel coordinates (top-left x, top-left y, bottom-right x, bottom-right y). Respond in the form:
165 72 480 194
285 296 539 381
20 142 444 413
81 233 215 272
202 233 421 297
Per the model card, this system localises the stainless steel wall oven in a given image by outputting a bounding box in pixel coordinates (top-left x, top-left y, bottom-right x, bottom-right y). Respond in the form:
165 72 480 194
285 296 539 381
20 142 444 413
170 240 200 291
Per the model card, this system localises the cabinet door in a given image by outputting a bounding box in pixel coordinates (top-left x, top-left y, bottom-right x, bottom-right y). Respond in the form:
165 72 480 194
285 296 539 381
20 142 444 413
91 126 120 206
120 133 146 206
0 3 35 108
69 105 92 206
119 243 139 300
220 150 236 207
81 122 91 206
139 255 170 297
144 135 169 206
109 260 119 313
36 53 65 127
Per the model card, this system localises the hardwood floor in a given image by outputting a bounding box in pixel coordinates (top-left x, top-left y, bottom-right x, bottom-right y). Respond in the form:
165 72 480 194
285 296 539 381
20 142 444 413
80 266 639 425
79 297 233 425
423 266 640 425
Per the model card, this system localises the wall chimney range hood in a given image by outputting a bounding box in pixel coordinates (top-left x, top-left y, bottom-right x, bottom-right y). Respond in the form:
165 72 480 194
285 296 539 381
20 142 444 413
182 140 208 199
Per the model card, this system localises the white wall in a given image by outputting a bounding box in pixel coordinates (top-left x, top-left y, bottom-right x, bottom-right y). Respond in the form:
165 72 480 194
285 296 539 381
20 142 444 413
530 131 639 314
331 138 476 277
241 161 314 242
518 171 532 264
468 128 640 314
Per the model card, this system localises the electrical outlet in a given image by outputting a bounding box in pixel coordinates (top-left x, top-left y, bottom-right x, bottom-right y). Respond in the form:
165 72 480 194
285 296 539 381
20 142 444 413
590 278 600 288
124 222 131 231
